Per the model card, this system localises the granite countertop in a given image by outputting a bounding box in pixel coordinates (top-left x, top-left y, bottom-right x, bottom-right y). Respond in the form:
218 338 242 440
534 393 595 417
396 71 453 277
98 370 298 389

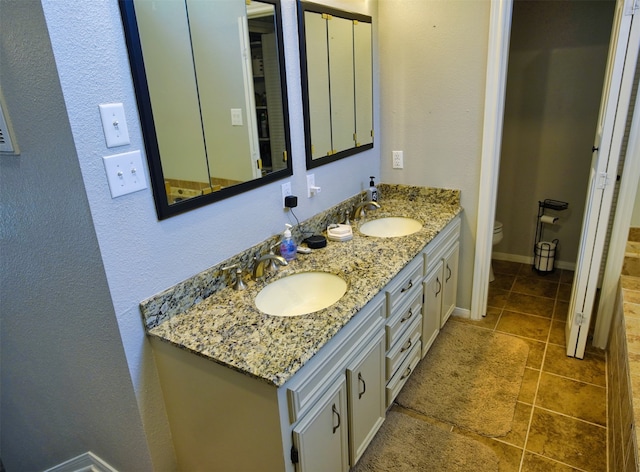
146 187 462 387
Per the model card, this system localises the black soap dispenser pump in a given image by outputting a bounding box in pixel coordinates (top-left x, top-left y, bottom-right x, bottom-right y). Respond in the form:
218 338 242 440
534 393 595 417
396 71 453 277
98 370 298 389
367 176 378 203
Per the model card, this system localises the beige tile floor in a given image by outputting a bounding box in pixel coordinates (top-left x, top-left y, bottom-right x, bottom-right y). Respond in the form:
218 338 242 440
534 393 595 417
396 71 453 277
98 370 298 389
395 260 608 471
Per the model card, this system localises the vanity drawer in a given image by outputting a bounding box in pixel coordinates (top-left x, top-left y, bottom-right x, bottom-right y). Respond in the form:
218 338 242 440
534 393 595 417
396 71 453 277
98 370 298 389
423 216 461 275
386 314 421 380
385 340 421 408
286 295 385 423
385 290 422 350
385 255 423 316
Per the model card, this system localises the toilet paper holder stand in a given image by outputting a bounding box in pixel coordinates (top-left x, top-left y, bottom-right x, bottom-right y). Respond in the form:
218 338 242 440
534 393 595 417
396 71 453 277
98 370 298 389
534 199 568 273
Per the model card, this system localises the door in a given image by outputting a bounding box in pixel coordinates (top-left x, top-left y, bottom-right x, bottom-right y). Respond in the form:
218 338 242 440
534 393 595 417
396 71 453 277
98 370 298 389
422 261 443 357
566 0 640 358
292 376 349 472
346 331 385 466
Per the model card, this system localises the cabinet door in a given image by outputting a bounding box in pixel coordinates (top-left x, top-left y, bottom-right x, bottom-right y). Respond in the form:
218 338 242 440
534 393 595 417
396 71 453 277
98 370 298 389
346 332 385 466
422 261 443 358
441 242 459 328
292 377 349 472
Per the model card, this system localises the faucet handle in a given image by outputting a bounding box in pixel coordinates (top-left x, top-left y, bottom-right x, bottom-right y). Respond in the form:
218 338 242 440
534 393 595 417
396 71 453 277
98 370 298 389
267 242 281 272
221 264 247 291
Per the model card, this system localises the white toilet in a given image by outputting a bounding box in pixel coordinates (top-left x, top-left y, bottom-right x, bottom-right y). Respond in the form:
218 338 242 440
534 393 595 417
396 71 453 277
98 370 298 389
490 221 503 282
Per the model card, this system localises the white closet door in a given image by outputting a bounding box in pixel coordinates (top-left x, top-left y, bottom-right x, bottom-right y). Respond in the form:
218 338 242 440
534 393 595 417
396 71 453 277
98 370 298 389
566 0 640 358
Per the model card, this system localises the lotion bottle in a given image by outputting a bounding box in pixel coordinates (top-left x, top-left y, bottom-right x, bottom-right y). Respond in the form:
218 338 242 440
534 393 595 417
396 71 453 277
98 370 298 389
367 176 378 204
280 224 297 261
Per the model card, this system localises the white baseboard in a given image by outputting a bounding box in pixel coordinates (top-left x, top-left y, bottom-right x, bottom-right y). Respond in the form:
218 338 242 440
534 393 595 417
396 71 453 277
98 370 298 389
44 452 118 472
492 252 576 271
452 307 471 319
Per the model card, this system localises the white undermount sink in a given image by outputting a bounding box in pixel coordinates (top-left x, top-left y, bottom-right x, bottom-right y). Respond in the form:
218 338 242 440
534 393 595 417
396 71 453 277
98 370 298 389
359 217 423 238
254 272 347 317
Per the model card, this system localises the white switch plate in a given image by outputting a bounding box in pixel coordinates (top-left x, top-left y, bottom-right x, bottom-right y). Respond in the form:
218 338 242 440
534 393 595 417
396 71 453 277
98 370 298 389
281 181 292 205
231 108 243 126
392 150 404 169
103 150 148 198
99 103 130 148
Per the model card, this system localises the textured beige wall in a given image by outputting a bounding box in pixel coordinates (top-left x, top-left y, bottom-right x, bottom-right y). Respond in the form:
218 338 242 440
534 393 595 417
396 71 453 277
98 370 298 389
379 0 491 310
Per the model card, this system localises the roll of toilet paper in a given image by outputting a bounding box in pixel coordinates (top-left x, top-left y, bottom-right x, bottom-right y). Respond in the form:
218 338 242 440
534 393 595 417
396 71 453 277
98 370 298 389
540 215 558 225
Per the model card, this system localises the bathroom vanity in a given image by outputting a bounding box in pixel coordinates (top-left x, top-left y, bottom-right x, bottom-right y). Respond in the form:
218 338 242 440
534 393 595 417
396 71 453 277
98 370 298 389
141 185 461 471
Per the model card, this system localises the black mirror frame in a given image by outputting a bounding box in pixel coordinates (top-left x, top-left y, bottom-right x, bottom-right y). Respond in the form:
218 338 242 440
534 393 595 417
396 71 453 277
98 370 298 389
119 0 293 220
297 1 373 171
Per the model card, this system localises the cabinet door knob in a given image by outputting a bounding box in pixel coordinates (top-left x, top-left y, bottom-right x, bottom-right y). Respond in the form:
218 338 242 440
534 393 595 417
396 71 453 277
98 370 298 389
358 372 366 399
401 308 414 323
332 404 341 434
435 277 442 296
400 279 413 293
446 264 452 282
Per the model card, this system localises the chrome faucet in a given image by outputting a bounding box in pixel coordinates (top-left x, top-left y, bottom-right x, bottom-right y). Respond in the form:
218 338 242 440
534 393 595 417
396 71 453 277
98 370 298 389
352 200 381 220
253 253 287 280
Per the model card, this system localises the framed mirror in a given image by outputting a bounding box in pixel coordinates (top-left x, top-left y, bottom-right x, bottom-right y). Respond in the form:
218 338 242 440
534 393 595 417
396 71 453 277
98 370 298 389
298 2 373 170
119 0 292 220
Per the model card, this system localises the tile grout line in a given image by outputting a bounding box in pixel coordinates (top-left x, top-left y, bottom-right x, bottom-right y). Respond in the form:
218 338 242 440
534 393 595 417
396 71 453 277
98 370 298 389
518 262 554 472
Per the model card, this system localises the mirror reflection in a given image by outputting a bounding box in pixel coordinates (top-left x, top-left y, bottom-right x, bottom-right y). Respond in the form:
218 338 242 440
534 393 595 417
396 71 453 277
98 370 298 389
119 0 291 219
299 2 373 169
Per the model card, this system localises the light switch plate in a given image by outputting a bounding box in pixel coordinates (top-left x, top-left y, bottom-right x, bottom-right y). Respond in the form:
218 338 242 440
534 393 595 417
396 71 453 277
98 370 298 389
103 150 148 198
99 103 130 148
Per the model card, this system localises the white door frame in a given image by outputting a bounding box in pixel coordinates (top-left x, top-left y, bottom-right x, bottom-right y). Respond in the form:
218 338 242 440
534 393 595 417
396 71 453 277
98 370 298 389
472 0 640 343
470 0 513 321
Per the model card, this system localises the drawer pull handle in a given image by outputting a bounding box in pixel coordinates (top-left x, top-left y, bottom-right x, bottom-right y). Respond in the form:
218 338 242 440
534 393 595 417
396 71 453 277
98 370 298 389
401 308 414 323
401 339 412 353
358 372 366 399
435 277 442 296
401 366 412 380
400 279 413 293
332 404 341 434
446 264 452 282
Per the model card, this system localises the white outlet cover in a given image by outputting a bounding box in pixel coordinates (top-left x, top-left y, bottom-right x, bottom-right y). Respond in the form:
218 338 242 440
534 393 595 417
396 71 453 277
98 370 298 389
307 174 315 197
281 181 292 204
103 150 148 198
231 108 243 126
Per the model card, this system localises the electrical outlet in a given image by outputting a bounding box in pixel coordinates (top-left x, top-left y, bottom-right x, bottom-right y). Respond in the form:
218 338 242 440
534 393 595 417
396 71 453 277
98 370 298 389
281 182 292 206
307 174 315 197
392 150 404 169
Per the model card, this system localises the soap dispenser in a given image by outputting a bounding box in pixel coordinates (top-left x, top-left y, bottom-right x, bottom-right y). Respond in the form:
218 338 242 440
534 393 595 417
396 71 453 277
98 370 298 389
367 176 378 204
280 224 297 261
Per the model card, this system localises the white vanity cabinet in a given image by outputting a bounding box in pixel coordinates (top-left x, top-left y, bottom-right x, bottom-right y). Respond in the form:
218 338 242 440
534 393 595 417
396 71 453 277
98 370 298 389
422 216 461 357
148 215 461 471
149 292 386 472
289 308 386 471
